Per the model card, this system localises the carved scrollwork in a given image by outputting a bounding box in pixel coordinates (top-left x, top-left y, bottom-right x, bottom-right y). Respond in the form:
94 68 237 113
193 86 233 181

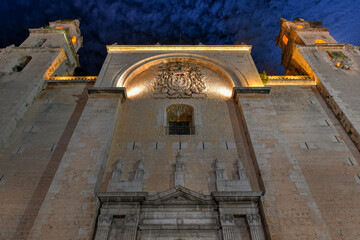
125 214 139 225
153 62 206 97
246 214 261 226
220 214 234 226
98 214 112 226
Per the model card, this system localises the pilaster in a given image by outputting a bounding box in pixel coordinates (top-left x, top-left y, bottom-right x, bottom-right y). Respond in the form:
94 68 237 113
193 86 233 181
246 214 266 240
94 214 113 240
220 214 236 240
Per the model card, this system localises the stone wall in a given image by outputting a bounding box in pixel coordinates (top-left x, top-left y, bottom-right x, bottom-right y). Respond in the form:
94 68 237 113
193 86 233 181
238 86 360 239
0 83 89 240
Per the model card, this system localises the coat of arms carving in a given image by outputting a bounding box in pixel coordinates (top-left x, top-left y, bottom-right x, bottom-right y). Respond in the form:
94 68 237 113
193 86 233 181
153 62 206 98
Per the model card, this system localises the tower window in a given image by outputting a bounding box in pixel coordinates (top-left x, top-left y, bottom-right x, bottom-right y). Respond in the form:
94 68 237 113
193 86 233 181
282 35 288 45
315 39 327 44
33 39 46 47
12 56 32 72
72 36 77 45
327 51 346 60
166 104 194 135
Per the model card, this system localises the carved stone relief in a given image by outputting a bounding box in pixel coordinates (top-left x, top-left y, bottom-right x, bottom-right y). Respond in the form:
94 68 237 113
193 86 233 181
214 158 252 191
153 62 206 98
107 159 144 192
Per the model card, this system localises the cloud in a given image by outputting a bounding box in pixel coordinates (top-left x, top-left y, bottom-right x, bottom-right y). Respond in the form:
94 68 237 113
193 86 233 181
1 0 359 75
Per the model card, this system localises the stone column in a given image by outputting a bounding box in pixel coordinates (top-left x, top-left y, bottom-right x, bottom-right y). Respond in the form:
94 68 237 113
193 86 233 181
94 214 113 240
123 214 139 240
246 214 266 240
220 214 236 240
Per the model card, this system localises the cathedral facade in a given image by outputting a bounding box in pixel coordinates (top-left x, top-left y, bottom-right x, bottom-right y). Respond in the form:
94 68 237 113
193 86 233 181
0 18 359 240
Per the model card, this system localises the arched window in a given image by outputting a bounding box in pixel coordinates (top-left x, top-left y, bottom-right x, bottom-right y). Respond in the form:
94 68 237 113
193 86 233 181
166 104 194 135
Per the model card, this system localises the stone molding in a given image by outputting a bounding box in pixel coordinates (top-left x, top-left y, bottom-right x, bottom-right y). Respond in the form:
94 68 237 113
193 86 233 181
87 87 127 99
232 87 271 97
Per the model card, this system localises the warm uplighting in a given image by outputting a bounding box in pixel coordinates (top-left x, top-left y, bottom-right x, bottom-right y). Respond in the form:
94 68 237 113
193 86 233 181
296 25 304 29
48 76 97 81
336 62 341 67
265 76 315 86
107 45 252 53
218 88 232 97
282 35 288 45
315 39 327 44
127 86 144 98
56 26 63 29
71 36 77 45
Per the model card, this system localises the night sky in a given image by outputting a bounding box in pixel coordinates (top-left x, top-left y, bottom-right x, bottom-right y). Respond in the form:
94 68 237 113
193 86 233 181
1 0 359 75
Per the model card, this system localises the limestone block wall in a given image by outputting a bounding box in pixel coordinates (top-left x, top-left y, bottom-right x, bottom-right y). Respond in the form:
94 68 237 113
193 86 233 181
238 86 360 239
298 46 360 151
100 64 260 195
0 48 64 151
20 33 69 49
0 83 89 240
27 94 121 240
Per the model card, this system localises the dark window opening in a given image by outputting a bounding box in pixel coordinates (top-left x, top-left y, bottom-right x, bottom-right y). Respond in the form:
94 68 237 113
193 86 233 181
169 121 190 135
166 104 194 135
12 56 32 72
33 39 46 47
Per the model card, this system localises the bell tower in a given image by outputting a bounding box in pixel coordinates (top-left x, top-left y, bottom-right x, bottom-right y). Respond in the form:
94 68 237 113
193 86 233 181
276 18 338 75
20 19 83 76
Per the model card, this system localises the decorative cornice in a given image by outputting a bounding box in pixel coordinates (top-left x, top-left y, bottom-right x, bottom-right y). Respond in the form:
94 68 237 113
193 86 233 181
212 191 262 202
48 76 97 83
232 87 271 97
97 187 263 204
107 45 252 53
87 87 127 99
97 192 148 202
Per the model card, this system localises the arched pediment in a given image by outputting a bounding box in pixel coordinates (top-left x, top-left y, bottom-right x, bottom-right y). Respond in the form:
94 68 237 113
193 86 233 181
112 53 248 88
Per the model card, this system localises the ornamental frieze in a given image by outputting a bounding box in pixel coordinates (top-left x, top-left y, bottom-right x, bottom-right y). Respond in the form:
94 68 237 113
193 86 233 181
153 62 206 98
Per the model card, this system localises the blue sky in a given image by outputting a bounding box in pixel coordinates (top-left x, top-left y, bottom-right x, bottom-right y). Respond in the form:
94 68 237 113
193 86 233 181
1 0 359 75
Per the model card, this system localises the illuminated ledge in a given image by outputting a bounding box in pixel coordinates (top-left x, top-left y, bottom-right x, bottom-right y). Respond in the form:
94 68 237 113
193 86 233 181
316 44 345 50
87 87 127 99
232 87 271 97
107 45 252 53
265 76 315 86
294 27 328 32
267 76 310 80
48 76 97 83
298 43 345 50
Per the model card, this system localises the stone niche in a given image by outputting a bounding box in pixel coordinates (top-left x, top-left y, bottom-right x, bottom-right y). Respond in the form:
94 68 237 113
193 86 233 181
93 187 266 240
